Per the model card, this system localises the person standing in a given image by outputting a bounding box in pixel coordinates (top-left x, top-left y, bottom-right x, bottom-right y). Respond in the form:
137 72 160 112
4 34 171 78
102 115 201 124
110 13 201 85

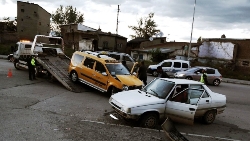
200 68 208 84
138 61 147 85
27 56 37 80
157 66 169 78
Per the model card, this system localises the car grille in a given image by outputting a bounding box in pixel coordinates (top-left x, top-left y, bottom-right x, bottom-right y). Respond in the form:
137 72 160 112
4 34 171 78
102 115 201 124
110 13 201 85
128 85 142 90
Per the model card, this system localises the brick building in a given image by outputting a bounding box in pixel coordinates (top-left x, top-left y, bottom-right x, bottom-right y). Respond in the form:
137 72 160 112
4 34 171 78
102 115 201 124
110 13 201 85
17 1 50 41
60 24 127 52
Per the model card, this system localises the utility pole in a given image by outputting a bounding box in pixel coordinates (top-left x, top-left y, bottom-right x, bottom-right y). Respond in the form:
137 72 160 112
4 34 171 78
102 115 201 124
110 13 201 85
114 5 120 51
188 0 196 60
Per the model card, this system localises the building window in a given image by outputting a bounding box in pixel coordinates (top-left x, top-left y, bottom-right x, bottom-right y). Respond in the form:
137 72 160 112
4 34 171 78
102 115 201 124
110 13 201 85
21 9 24 12
118 43 123 48
39 22 41 25
21 19 23 21
103 41 108 48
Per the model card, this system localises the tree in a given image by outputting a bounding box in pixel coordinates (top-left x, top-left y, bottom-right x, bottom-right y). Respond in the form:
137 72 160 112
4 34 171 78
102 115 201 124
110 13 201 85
197 36 202 43
51 5 84 35
149 48 166 62
1 17 17 32
128 13 160 39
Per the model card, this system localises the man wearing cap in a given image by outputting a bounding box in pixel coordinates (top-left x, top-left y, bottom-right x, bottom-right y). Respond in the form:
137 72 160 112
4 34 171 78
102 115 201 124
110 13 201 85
200 68 208 84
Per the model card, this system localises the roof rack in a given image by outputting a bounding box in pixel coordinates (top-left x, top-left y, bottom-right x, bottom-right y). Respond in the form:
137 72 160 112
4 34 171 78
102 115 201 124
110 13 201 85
83 51 117 60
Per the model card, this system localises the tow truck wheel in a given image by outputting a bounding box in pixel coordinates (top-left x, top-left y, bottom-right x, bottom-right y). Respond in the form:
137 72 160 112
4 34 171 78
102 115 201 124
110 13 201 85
14 60 21 70
203 110 216 124
152 71 158 77
70 71 78 83
139 113 159 129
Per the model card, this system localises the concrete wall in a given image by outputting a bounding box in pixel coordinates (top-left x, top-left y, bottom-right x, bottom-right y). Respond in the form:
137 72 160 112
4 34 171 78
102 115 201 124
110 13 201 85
17 1 50 41
199 41 236 60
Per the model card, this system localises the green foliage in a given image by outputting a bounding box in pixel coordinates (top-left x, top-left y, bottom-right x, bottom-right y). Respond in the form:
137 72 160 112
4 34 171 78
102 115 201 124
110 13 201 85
197 36 202 43
0 17 17 32
0 43 16 55
149 48 165 62
128 13 160 39
51 5 84 35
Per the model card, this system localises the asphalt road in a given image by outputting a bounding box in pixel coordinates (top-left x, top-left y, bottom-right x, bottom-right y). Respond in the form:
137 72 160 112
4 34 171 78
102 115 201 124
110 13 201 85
0 59 250 141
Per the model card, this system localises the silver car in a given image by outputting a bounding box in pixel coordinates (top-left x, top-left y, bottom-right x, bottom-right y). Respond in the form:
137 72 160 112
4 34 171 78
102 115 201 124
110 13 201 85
174 67 222 86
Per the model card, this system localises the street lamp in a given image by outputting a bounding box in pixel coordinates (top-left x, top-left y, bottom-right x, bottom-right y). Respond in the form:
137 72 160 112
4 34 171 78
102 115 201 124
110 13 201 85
188 0 196 61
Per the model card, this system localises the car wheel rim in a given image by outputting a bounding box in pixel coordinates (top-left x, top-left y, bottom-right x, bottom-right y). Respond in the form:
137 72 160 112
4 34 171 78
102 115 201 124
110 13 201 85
207 113 214 123
145 117 156 128
214 80 220 86
71 73 77 81
153 71 157 77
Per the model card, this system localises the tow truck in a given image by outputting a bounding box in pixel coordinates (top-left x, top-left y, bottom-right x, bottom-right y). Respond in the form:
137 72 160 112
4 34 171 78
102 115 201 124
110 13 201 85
12 35 84 92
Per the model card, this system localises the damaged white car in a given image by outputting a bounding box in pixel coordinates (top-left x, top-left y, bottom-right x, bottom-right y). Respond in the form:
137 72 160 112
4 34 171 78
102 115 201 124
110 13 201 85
109 78 226 129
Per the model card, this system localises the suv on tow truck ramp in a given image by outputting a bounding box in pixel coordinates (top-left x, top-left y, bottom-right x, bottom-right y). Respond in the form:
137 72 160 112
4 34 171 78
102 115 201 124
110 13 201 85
69 51 143 95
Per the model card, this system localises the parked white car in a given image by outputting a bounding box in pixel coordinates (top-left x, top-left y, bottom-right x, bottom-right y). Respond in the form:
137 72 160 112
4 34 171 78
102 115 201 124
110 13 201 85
147 59 190 77
109 78 226 129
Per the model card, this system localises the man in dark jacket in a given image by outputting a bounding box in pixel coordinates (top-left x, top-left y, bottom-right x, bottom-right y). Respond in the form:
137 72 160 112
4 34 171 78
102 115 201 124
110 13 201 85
27 56 36 80
157 66 169 78
138 61 147 85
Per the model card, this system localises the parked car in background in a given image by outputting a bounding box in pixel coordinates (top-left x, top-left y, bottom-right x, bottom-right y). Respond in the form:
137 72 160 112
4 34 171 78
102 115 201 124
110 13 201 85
109 78 226 129
147 59 190 77
174 66 222 86
96 51 136 71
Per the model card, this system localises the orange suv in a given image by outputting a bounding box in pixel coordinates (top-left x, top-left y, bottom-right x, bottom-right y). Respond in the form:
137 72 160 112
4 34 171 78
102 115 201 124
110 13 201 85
69 51 143 95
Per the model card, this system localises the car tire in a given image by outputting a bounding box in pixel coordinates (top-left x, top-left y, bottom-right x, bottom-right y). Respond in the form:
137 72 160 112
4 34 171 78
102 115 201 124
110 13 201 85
108 86 118 95
203 110 216 124
185 76 193 80
70 71 78 83
213 79 221 86
14 60 21 70
152 71 158 77
139 113 159 129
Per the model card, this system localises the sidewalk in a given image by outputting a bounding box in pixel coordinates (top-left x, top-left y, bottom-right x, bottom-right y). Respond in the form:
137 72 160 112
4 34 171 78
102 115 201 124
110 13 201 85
1 54 249 85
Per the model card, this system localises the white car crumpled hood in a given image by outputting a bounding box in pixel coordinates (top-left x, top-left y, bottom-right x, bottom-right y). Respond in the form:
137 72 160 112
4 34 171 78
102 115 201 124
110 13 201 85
111 89 165 108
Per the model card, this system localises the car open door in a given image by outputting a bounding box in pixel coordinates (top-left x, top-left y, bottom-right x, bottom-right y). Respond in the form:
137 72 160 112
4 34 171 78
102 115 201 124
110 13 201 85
130 62 139 77
165 88 202 125
165 101 197 125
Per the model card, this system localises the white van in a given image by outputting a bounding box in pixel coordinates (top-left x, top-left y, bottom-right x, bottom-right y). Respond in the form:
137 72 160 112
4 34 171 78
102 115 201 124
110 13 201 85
147 59 190 77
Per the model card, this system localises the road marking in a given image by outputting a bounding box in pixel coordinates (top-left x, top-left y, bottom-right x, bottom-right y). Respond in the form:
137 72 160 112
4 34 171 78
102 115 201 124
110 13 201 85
181 133 241 141
81 119 241 141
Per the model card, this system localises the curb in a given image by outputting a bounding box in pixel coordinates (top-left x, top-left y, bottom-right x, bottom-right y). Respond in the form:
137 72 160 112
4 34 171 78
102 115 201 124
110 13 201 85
222 80 250 85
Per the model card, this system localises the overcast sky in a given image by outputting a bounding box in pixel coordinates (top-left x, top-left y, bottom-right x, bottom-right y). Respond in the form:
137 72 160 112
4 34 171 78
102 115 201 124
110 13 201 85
1 0 250 42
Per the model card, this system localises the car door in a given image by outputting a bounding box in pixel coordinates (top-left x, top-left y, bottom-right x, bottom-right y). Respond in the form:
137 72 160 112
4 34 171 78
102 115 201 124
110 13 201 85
123 55 134 71
165 86 204 125
161 61 172 73
130 62 139 76
81 57 96 85
93 61 109 91
192 68 203 81
206 68 216 84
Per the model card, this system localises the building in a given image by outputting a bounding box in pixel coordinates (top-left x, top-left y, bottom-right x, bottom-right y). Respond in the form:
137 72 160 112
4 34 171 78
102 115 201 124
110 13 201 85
60 24 127 52
17 1 50 41
200 36 250 69
131 41 200 61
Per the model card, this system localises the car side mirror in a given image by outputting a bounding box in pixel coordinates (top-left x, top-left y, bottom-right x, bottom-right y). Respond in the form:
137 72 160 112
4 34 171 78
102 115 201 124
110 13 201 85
102 72 108 76
132 72 137 75
111 72 116 76
196 72 200 74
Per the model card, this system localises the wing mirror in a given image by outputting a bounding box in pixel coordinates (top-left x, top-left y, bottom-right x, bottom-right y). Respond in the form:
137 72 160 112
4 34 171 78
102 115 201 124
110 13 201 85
102 72 108 76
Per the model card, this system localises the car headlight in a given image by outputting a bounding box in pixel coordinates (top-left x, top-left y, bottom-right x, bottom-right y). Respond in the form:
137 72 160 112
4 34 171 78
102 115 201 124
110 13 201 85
122 107 131 114
177 74 185 77
123 85 129 91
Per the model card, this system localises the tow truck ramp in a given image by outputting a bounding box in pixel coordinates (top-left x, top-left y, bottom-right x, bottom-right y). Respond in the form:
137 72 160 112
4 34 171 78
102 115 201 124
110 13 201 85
35 55 85 93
